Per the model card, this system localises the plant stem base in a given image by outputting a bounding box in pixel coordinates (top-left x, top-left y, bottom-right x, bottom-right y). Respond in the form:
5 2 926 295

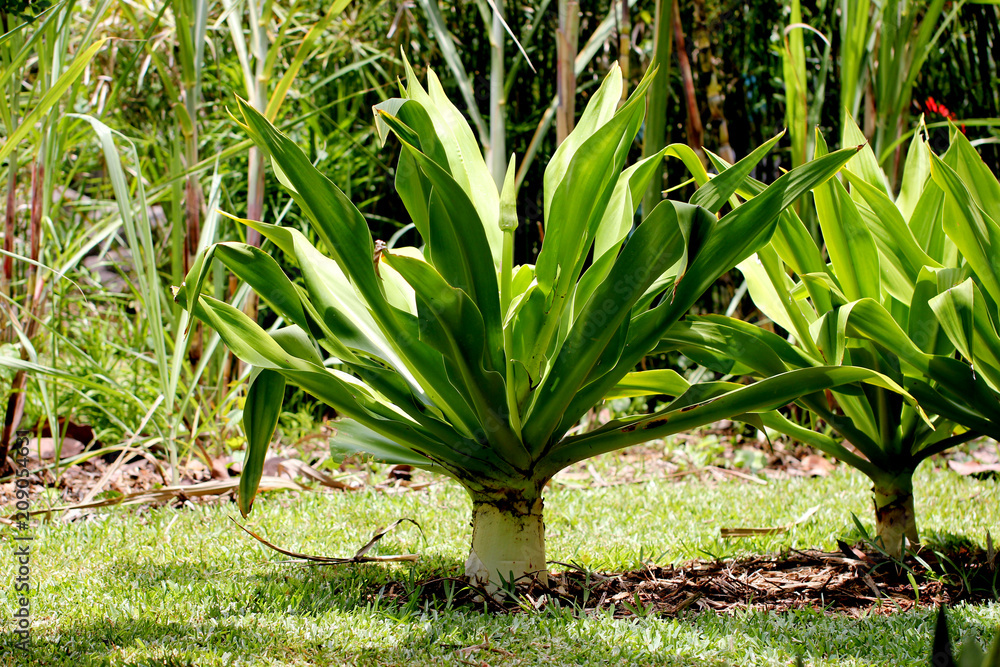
465 494 547 590
873 483 918 558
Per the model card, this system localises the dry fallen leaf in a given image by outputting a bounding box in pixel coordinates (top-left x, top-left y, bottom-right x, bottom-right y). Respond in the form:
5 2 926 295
800 454 836 477
948 460 1000 476
28 437 85 460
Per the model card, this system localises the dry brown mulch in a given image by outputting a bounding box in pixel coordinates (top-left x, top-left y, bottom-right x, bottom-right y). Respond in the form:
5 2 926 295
382 547 998 618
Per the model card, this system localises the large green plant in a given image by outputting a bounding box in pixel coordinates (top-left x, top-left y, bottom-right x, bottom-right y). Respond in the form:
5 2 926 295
662 122 1000 556
177 63 888 589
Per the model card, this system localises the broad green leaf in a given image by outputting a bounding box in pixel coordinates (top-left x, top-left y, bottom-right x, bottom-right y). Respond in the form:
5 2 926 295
379 246 421 315
520 73 655 385
393 148 431 241
535 75 651 293
896 128 930 222
907 171 954 266
809 309 849 366
507 283 548 393
190 294 313 372
569 145 863 421
190 292 488 475
236 99 389 318
844 170 938 287
239 369 286 517
843 299 1000 425
931 152 1000 304
605 370 691 399
270 326 324 366
798 272 848 311
704 150 828 279
383 253 529 469
523 201 707 448
930 278 1000 392
593 149 667 260
813 132 881 302
376 112 504 365
657 313 886 463
948 120 1000 226
213 243 310 329
690 130 784 214
659 318 799 376
572 247 621 321
543 64 623 221
738 245 819 353
670 144 864 317
331 419 439 469
928 279 977 370
398 58 502 267
223 215 479 434
841 114 889 196
909 267 960 356
507 265 535 311
545 365 913 476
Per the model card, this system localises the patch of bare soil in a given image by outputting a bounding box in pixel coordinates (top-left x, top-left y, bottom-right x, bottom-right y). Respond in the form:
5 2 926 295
385 547 999 618
0 420 433 515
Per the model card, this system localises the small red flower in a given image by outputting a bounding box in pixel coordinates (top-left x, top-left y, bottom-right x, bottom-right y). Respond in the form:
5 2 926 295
920 95 964 131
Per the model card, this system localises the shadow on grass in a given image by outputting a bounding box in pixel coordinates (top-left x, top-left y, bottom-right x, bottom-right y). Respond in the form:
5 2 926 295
2 555 996 666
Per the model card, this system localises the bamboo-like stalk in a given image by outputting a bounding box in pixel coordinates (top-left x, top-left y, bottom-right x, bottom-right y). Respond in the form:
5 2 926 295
1 12 20 316
839 0 871 131
672 6 704 161
1 158 45 474
640 0 676 216
618 0 630 102
515 0 640 188
2 163 14 312
556 0 579 145
416 0 490 147
783 0 807 169
1 8 53 468
221 0 268 385
239 0 268 332
489 0 506 188
174 0 208 368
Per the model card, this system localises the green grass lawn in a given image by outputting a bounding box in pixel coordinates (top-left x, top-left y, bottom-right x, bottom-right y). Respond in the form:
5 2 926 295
2 460 998 666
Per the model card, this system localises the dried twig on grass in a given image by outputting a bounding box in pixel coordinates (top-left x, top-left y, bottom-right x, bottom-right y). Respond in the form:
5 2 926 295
721 505 820 538
232 517 422 565
19 476 304 516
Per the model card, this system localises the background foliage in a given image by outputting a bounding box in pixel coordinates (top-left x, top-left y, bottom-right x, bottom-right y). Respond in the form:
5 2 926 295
1 0 998 475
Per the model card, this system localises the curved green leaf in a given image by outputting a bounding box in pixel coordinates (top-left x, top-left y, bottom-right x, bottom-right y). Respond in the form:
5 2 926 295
690 130 784 214
544 365 912 476
523 201 707 448
240 369 285 517
605 369 691 399
931 152 1000 304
